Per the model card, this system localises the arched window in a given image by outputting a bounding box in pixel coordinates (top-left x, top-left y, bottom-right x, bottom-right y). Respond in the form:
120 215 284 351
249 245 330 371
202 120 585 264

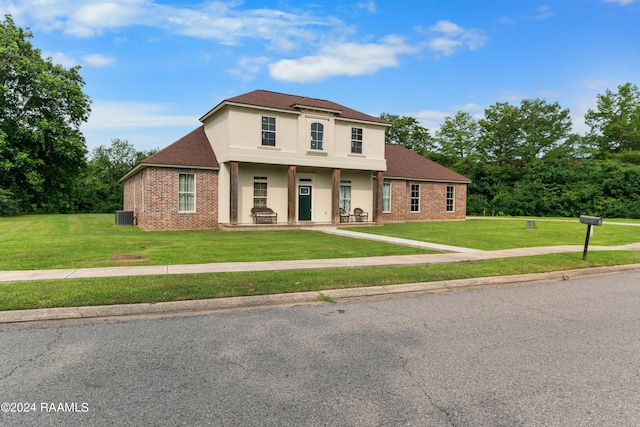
311 122 324 150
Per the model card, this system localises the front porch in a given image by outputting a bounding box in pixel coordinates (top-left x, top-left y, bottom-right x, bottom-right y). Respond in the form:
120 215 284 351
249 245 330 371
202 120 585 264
224 162 384 226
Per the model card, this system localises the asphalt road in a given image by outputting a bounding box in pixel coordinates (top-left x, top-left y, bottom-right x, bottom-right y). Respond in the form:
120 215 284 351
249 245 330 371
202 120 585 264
1 271 639 426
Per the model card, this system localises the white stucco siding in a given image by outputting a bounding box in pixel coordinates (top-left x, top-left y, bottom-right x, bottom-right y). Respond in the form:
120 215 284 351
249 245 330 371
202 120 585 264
238 164 288 224
205 104 386 171
341 170 375 215
204 108 231 163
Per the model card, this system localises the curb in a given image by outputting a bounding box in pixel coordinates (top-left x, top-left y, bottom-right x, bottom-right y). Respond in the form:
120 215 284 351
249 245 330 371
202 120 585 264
1 264 639 324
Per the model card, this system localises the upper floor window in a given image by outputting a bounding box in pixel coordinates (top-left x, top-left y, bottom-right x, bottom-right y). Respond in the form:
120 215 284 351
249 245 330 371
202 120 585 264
178 173 195 212
446 185 455 212
311 122 324 150
261 116 276 146
351 127 363 154
410 184 420 212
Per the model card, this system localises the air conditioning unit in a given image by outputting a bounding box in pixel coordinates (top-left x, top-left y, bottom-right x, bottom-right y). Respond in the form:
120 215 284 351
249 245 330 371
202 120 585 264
115 210 134 226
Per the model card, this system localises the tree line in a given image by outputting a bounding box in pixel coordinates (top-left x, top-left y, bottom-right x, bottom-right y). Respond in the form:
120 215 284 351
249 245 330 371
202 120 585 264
382 82 640 218
2 15 639 218
0 16 155 216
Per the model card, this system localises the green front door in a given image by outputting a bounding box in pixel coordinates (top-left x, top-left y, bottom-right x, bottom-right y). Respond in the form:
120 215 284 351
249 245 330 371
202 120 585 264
298 185 312 221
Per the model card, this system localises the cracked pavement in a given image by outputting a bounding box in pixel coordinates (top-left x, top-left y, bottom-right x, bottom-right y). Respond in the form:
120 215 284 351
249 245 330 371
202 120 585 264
1 270 640 426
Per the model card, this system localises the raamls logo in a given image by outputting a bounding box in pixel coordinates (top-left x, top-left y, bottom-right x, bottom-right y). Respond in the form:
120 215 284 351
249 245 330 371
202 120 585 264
40 402 89 413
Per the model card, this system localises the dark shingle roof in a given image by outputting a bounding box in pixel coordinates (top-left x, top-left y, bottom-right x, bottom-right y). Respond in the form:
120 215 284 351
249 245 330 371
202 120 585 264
385 144 471 183
141 126 218 168
206 89 390 125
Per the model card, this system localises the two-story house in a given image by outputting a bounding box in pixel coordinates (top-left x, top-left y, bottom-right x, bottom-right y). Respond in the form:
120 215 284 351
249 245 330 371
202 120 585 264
121 90 470 230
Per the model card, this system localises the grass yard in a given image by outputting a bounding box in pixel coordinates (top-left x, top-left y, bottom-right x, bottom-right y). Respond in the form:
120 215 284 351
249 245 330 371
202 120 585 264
0 214 431 271
345 218 640 250
3 250 640 311
2 214 640 311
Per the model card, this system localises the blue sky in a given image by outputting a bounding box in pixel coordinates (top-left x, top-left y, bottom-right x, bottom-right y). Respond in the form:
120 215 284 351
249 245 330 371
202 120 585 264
3 0 640 153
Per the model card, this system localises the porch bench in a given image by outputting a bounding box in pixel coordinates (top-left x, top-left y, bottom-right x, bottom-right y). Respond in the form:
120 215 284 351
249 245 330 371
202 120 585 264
251 207 278 224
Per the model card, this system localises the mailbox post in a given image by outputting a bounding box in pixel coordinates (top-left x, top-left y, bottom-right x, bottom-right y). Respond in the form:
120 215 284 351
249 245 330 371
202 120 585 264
579 215 603 260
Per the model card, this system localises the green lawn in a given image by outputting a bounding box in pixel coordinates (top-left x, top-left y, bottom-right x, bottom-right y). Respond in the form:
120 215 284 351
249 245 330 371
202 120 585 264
0 214 431 270
345 218 640 250
3 250 640 311
2 214 640 312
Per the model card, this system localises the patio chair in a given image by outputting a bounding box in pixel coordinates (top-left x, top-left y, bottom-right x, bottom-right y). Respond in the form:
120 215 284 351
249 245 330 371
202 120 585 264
353 208 368 222
340 208 350 223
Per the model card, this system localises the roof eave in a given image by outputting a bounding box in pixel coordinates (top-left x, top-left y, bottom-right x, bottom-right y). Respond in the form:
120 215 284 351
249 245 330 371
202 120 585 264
383 175 472 184
120 163 220 183
335 117 391 127
200 101 303 122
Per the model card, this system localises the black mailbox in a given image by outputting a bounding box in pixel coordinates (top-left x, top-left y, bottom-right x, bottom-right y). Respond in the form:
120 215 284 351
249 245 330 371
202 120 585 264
579 215 602 226
579 215 603 260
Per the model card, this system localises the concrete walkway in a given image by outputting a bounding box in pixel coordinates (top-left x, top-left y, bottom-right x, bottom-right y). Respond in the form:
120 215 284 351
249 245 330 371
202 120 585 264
2 227 640 323
310 226 483 252
1 227 639 283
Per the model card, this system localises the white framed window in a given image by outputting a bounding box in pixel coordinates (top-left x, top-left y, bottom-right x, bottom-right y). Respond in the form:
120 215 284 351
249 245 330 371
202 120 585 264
410 183 420 212
382 182 391 212
340 180 351 212
261 116 276 146
311 122 324 150
446 185 455 212
351 127 363 154
253 176 268 208
178 173 195 212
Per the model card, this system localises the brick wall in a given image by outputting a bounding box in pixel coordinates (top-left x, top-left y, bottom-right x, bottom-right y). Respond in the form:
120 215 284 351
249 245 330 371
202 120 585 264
382 180 467 222
123 167 219 230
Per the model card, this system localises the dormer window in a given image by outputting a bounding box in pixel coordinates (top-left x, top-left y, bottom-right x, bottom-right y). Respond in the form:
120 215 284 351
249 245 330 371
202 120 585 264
310 122 324 150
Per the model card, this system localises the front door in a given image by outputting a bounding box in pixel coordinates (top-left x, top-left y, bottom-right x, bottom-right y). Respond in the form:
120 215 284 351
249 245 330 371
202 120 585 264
298 185 312 221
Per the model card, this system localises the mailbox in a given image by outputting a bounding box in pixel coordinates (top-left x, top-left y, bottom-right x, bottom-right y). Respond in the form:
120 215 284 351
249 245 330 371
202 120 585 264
579 215 602 226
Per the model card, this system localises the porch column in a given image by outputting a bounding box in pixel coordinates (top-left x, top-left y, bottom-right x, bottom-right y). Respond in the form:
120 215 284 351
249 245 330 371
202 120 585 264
229 161 239 225
331 168 341 224
373 171 384 223
287 165 296 225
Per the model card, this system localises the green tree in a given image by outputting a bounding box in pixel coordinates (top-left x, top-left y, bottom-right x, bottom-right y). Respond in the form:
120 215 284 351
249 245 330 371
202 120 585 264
82 139 156 213
477 102 522 166
379 113 434 156
0 15 91 214
585 83 640 153
519 98 572 162
434 110 480 173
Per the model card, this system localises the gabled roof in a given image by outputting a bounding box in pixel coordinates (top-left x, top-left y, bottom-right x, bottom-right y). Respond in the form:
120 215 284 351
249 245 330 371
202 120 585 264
141 126 218 168
119 126 218 182
384 144 471 183
201 89 390 125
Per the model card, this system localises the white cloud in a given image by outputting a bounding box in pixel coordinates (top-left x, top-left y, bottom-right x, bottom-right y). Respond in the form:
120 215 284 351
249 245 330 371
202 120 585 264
418 20 486 57
533 5 555 20
414 103 484 131
269 36 415 83
82 53 116 67
43 51 79 67
357 1 377 14
228 55 270 81
66 1 148 37
581 79 612 91
83 100 198 130
603 0 639 4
